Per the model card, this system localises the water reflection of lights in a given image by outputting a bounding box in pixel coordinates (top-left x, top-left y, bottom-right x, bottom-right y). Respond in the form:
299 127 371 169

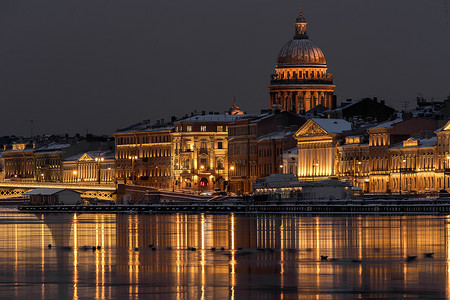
73 214 78 300
230 214 236 300
1 214 450 298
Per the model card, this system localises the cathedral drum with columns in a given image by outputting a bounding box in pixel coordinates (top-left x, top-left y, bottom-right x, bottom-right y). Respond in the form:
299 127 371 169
269 11 336 113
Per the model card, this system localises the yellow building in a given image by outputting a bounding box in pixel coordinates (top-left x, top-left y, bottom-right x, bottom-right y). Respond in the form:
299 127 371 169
295 117 446 194
269 11 335 113
115 122 173 189
172 114 248 192
62 151 115 184
294 118 352 179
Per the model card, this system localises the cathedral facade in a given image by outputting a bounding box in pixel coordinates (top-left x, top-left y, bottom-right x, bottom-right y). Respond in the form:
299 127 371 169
269 11 335 113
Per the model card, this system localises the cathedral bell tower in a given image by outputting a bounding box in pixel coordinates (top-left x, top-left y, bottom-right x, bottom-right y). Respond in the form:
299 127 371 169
269 11 336 113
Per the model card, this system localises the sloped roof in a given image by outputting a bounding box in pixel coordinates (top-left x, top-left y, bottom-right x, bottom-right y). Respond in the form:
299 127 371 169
64 150 114 162
311 118 352 134
257 131 295 141
177 114 254 123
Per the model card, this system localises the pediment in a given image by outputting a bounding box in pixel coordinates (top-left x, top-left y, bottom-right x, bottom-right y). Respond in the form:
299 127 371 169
403 138 418 147
443 121 450 131
295 120 328 138
78 153 94 162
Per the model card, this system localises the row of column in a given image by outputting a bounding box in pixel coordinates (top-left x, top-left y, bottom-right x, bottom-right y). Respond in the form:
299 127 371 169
270 91 333 112
298 144 334 177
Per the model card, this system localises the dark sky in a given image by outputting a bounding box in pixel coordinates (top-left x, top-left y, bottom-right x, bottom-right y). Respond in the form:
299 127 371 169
1 0 449 136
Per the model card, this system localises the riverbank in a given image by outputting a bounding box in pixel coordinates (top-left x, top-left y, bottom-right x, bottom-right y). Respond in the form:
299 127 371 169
17 197 450 214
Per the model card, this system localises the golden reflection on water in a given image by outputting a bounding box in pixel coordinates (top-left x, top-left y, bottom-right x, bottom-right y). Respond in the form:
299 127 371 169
0 213 450 298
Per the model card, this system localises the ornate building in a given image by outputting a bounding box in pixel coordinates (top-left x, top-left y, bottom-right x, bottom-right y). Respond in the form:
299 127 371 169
295 117 446 194
294 119 352 179
228 110 304 194
115 121 173 189
62 151 115 183
172 114 248 192
2 143 35 181
269 11 335 113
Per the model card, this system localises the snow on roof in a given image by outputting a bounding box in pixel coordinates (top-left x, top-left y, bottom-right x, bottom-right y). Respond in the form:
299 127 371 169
331 98 365 112
369 118 402 129
178 114 255 123
23 188 81 195
64 150 115 162
311 118 352 134
389 136 437 149
35 143 71 152
257 131 295 141
116 123 174 134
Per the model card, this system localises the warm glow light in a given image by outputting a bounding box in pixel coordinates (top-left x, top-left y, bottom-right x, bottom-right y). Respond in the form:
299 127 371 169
230 166 235 171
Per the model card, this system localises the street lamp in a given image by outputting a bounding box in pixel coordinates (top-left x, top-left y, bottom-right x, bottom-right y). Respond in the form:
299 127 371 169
400 157 406 194
73 170 78 183
95 156 104 184
128 155 138 185
312 158 318 181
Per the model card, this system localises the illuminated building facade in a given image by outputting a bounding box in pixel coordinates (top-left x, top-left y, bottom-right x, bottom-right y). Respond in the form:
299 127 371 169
228 110 304 194
269 11 335 113
115 121 173 189
294 118 352 179
2 143 35 181
62 151 115 183
172 114 247 191
295 117 448 194
34 143 71 182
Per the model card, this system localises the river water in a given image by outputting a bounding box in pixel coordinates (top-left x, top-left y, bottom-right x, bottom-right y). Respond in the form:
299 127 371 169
0 212 449 299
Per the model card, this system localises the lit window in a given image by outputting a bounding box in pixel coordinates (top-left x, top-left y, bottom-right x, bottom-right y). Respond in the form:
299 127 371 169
187 126 192 132
201 126 206 132
217 126 223 132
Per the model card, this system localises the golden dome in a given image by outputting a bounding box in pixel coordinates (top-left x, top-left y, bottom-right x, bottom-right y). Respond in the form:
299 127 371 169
277 39 326 66
276 12 327 66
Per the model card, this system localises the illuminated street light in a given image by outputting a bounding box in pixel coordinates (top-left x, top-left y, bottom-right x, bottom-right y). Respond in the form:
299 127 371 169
400 157 406 194
95 156 105 184
128 155 138 185
312 158 318 181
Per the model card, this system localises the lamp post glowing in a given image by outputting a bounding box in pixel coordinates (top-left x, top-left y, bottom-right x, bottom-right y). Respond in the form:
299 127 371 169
72 170 77 183
95 156 104 184
400 157 406 194
353 159 361 187
312 158 318 181
128 155 138 185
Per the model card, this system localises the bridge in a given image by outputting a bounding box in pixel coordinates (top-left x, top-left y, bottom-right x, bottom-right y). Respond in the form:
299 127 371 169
0 181 117 201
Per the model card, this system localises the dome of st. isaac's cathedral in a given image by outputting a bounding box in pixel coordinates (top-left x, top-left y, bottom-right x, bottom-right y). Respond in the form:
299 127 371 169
269 11 335 113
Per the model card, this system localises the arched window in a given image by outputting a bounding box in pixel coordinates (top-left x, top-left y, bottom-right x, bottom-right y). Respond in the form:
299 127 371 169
217 159 224 170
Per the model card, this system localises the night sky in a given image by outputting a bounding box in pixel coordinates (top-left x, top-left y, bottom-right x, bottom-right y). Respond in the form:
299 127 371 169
1 0 449 136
